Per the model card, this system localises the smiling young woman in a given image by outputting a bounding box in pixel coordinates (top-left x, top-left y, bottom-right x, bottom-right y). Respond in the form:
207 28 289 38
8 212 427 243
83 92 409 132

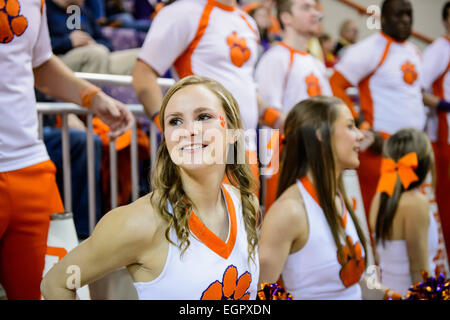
40 76 260 300
258 96 375 300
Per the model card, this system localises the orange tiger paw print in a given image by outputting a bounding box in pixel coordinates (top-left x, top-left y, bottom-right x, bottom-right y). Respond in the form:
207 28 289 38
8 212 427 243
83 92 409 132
305 73 322 97
337 236 365 287
201 265 252 300
227 32 251 68
0 0 27 44
401 61 418 85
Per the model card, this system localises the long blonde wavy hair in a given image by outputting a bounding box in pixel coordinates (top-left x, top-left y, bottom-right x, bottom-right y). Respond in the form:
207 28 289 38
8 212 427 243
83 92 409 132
149 75 260 261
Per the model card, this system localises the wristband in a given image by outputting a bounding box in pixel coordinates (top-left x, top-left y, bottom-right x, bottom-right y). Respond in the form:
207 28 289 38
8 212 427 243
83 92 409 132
437 99 450 112
383 289 402 300
79 85 101 109
152 112 162 131
263 107 282 127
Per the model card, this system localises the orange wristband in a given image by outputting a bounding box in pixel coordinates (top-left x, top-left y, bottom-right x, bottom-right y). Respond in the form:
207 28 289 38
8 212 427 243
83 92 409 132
383 289 402 300
263 107 282 127
79 85 102 109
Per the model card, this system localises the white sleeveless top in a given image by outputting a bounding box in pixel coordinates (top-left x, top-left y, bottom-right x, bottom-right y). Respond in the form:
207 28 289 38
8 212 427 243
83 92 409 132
376 209 439 295
133 184 259 300
281 178 365 300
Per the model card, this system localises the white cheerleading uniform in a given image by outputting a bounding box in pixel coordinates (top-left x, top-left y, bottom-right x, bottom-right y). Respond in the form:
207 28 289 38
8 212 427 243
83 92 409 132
133 184 259 300
376 200 440 295
255 41 332 114
281 178 365 300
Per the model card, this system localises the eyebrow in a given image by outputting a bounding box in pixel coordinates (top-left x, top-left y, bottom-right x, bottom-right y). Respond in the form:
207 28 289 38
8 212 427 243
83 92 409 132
165 107 217 118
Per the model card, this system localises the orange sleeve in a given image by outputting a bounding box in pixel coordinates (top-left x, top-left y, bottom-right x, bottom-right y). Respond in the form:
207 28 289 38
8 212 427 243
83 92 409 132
330 70 359 119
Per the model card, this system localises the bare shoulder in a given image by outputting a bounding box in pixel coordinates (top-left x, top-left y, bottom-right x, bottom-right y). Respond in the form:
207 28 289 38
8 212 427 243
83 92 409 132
397 190 429 221
93 193 166 249
265 184 308 234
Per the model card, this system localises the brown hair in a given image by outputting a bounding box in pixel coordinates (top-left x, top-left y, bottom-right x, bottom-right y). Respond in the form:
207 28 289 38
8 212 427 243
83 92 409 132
276 0 293 30
150 75 259 261
278 96 368 265
375 128 434 245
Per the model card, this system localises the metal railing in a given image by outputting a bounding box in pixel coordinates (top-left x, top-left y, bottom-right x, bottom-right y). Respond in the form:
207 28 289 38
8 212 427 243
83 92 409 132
37 74 175 234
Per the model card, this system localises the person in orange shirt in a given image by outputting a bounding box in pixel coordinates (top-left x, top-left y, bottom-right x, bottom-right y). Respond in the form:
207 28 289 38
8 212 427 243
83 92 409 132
330 0 426 218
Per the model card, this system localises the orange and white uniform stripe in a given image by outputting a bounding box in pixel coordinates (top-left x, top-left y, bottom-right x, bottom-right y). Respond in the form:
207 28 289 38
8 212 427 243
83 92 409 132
332 32 426 135
138 0 260 134
133 184 259 300
281 177 365 300
255 41 332 114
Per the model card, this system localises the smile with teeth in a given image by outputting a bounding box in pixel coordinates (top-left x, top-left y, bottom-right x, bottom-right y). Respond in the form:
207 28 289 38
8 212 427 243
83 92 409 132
181 144 207 151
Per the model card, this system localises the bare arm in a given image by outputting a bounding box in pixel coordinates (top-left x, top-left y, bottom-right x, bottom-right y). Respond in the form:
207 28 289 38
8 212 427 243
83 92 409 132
403 194 431 284
40 205 155 299
132 59 164 120
258 196 307 285
33 56 134 139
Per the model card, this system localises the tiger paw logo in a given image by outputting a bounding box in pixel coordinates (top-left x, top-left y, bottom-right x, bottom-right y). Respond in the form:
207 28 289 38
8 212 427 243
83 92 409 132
401 61 418 85
226 32 251 68
0 0 28 44
337 236 365 287
201 265 252 300
305 73 322 97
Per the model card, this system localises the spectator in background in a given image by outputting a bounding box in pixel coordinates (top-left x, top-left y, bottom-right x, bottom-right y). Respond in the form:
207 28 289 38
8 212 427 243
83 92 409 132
333 19 358 59
330 0 426 217
319 33 337 68
46 0 139 75
104 0 151 32
242 0 282 41
421 1 450 263
248 4 275 56
255 0 332 211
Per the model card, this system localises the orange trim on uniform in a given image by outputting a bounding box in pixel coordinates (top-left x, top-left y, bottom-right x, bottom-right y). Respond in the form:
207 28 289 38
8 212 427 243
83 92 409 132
188 185 237 259
40 0 45 14
279 41 308 56
238 13 258 36
300 176 348 227
329 70 359 119
279 42 307 101
357 38 393 127
379 31 405 44
173 1 215 78
210 0 235 12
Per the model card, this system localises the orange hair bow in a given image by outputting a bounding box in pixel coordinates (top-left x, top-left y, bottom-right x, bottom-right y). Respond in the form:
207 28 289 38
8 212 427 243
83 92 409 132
376 152 419 197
